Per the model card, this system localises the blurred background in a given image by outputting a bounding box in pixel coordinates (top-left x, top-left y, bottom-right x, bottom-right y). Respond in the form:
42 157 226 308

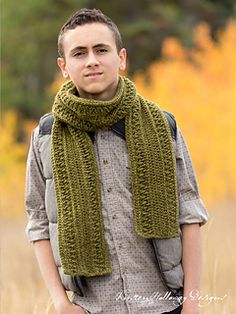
1 0 236 313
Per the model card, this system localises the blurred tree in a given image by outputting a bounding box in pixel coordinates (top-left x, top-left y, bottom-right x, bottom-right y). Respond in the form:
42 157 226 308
1 0 90 117
133 21 236 204
1 0 236 118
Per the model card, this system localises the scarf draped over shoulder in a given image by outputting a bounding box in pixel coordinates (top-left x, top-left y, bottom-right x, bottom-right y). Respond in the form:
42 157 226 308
51 76 179 276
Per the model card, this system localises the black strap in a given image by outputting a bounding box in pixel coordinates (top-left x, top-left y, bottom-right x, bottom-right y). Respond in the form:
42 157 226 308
163 110 177 140
39 113 54 135
110 111 177 140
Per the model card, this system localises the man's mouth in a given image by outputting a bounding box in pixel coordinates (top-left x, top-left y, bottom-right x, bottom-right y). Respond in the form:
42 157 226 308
85 72 103 77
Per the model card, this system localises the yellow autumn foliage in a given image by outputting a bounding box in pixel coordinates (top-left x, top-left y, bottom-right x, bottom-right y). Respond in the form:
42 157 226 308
0 111 36 218
134 21 236 204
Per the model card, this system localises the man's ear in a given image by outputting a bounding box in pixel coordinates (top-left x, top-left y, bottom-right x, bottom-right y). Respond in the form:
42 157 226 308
57 57 69 78
119 48 127 71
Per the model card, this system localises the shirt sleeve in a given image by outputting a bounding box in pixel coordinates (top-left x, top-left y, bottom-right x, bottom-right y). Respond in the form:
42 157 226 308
174 127 208 226
25 127 50 242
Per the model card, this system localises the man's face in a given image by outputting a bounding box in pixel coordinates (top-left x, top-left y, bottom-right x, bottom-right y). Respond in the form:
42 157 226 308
57 23 126 101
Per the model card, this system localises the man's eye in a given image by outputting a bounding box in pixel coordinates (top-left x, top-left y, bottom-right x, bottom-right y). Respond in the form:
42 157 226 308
97 48 107 53
74 51 85 57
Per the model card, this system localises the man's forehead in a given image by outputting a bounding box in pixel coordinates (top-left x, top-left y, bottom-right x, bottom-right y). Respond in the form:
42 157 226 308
64 23 113 41
63 23 115 50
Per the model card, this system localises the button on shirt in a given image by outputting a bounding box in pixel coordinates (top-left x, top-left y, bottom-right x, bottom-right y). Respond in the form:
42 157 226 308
25 124 208 314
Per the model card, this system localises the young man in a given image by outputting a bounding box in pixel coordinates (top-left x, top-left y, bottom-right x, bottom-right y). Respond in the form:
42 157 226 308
25 8 208 314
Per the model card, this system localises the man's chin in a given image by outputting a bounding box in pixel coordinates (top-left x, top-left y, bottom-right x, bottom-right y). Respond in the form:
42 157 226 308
79 88 106 100
78 80 118 100
77 84 111 100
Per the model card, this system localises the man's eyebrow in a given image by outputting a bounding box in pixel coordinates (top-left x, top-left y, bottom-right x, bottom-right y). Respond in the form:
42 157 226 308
70 43 111 54
70 46 86 54
93 43 110 48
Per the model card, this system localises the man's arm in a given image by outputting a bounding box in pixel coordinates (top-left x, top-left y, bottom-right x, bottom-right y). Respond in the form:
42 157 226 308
33 240 86 314
173 125 208 313
25 128 87 313
181 223 201 314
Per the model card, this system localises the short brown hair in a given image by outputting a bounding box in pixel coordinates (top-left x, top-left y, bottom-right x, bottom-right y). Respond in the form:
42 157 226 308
58 8 123 58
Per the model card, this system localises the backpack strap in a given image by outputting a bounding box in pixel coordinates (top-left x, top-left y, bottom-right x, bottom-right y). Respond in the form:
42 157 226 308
39 112 95 141
39 113 54 135
162 110 177 140
39 111 177 141
111 111 177 141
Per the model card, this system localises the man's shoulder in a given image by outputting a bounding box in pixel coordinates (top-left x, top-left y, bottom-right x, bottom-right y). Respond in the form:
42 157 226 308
146 101 177 140
39 112 54 135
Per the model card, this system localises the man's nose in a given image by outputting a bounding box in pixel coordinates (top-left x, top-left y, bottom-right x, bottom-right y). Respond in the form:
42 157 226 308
86 51 99 67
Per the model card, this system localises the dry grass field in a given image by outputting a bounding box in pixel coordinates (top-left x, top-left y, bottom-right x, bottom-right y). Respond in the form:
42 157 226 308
1 202 236 314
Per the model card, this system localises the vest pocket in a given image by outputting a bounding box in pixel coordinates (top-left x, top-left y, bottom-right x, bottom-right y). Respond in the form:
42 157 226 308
58 266 84 296
151 236 183 296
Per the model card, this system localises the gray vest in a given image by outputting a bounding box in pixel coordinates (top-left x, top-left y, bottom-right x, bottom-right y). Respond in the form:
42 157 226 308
38 112 183 298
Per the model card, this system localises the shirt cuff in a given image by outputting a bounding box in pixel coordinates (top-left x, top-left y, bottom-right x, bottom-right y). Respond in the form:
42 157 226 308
25 210 50 242
178 198 208 226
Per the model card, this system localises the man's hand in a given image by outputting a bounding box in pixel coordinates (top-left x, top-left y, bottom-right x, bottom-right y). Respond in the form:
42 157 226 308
57 301 87 314
181 299 200 314
33 241 87 314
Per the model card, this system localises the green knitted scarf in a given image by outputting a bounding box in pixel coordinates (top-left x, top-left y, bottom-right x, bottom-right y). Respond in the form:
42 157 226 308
51 76 179 277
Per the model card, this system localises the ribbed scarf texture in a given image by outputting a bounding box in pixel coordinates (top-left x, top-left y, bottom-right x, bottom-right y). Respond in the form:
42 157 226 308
51 76 179 277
